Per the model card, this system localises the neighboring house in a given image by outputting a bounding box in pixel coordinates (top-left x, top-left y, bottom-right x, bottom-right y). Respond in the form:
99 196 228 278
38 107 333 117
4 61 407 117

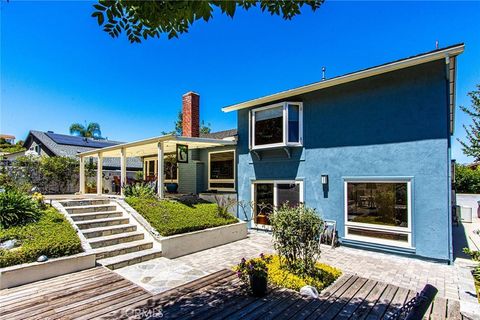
0 134 15 144
18 130 143 194
81 44 463 262
222 43 464 262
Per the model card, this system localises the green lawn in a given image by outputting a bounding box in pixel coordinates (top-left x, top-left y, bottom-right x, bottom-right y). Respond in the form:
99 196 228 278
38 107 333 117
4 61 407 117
0 207 83 268
125 197 238 236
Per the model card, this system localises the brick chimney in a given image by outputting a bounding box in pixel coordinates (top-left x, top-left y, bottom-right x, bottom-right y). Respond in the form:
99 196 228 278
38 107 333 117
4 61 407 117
182 92 200 137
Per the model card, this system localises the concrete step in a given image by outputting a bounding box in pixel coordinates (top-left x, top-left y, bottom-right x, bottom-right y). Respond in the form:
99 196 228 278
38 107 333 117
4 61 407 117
65 204 117 215
60 199 110 207
98 248 163 270
89 231 145 249
70 211 123 222
92 240 154 260
82 224 137 239
76 217 130 230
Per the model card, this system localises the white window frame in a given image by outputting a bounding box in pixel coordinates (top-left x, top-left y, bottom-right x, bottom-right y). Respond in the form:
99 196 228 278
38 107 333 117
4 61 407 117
251 179 304 229
250 102 303 150
344 179 413 249
143 156 178 183
208 150 236 192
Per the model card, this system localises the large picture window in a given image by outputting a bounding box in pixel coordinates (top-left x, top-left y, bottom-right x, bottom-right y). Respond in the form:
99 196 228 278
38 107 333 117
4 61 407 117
208 151 235 191
345 180 412 247
252 180 303 226
250 102 303 149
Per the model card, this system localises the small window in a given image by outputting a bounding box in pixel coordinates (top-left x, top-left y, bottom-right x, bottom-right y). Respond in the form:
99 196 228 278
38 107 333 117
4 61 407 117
208 151 235 191
251 102 303 149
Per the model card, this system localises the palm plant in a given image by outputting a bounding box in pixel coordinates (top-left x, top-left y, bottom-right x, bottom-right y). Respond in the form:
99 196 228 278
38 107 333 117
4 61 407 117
69 122 102 139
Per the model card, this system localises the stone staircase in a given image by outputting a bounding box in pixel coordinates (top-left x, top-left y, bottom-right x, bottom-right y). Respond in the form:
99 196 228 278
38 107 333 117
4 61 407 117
58 198 162 270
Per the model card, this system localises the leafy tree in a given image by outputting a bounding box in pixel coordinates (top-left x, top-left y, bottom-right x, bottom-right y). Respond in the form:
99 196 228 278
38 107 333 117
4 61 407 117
458 85 480 160
40 156 79 194
162 111 211 135
69 122 103 139
92 0 324 43
454 164 480 194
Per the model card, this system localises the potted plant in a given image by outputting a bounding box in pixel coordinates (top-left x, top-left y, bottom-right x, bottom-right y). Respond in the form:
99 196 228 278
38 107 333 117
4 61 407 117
164 154 178 193
234 254 271 297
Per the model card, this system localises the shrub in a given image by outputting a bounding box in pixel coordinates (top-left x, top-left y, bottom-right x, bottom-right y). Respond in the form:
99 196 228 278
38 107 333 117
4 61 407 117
270 203 323 276
455 164 480 194
0 207 83 267
0 189 41 229
40 156 78 194
233 255 341 291
463 248 480 261
123 182 156 198
234 254 271 283
125 197 237 236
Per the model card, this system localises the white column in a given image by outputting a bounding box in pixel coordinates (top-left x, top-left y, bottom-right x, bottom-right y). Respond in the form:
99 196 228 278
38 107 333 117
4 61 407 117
120 148 127 196
97 153 103 195
157 142 164 198
79 156 85 194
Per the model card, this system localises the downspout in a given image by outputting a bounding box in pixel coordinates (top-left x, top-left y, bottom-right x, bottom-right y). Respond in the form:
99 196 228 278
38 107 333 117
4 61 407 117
445 54 454 264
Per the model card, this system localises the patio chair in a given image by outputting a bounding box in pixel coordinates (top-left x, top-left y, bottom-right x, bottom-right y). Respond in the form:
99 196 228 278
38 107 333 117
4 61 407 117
319 219 337 248
385 284 438 320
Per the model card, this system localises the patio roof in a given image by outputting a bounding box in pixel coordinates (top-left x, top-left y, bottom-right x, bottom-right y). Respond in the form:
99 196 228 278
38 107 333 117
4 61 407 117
78 134 236 158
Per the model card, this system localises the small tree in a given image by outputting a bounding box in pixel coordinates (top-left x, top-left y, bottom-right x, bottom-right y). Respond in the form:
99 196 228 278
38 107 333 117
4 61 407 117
270 203 323 276
458 85 480 160
40 157 79 194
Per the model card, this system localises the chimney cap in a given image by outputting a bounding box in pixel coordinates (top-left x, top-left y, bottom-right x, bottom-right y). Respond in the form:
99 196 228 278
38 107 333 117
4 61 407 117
182 91 200 97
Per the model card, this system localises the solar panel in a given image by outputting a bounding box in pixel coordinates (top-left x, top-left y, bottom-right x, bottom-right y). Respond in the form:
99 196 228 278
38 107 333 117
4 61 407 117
45 132 120 148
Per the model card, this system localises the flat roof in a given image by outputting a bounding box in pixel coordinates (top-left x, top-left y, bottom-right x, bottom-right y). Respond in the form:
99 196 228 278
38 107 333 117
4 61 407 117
222 43 464 112
78 134 236 158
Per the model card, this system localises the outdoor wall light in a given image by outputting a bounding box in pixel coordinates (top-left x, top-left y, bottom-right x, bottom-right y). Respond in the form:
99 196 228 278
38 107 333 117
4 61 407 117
321 175 328 185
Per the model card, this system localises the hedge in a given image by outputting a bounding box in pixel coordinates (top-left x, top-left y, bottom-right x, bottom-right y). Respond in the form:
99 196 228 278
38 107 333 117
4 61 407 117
455 164 480 194
0 207 83 268
125 197 238 236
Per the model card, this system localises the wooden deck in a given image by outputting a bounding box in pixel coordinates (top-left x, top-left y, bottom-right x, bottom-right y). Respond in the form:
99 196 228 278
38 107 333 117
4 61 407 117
0 267 463 319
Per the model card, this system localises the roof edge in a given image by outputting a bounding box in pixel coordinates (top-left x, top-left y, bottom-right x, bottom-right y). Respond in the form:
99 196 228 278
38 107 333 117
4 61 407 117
222 43 465 112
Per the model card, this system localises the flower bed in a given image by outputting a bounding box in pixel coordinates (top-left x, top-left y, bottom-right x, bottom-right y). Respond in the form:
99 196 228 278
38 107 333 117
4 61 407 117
234 254 341 292
0 207 83 268
125 197 238 236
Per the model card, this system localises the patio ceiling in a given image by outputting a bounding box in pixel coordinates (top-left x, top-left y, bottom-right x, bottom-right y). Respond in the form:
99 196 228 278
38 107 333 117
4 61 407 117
78 134 236 158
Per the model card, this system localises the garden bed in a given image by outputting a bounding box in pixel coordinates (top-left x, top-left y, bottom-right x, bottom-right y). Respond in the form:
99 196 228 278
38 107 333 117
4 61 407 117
0 207 83 268
125 197 238 236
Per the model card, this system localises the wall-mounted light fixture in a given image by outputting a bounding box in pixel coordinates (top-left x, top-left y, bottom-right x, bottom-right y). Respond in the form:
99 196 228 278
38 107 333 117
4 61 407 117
321 175 328 185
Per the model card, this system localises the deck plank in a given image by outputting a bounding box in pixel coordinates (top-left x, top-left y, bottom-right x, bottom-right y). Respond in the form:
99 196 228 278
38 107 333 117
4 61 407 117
349 280 388 320
382 286 410 319
430 297 447 320
334 279 378 320
446 299 461 320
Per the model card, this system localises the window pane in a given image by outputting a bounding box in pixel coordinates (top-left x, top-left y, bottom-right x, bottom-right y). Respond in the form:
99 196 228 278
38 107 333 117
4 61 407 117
165 161 177 181
288 104 300 143
210 182 235 189
148 160 155 176
254 106 283 146
255 183 274 225
210 152 234 180
348 227 408 243
347 182 408 228
276 183 300 207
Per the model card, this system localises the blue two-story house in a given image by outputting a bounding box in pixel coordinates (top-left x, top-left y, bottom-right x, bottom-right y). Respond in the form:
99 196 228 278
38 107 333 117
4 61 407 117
222 43 464 262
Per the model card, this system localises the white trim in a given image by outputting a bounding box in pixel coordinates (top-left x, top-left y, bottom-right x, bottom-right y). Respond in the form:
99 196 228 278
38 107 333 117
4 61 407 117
208 150 236 192
343 179 413 248
222 44 464 112
250 102 303 150
157 142 164 198
251 179 304 228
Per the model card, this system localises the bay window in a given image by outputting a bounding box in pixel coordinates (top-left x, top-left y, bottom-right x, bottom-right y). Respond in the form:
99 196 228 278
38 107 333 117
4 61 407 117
208 151 235 191
345 180 412 247
250 102 303 149
252 180 303 225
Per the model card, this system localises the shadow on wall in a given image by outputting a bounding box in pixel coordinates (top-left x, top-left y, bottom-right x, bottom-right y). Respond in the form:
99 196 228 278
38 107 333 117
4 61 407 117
300 60 448 150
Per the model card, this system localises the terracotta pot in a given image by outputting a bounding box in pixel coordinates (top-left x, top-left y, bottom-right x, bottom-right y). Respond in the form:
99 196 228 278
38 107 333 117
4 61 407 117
249 274 268 297
256 215 269 225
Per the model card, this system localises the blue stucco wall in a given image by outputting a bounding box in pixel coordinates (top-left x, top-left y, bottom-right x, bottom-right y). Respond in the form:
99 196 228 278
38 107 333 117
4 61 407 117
236 60 452 261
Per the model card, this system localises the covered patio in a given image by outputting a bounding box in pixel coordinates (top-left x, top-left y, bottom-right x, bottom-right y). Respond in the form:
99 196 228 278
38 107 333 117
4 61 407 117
77 134 236 198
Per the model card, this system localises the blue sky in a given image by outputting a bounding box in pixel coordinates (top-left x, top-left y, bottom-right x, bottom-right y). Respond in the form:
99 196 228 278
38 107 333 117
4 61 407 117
1 1 479 163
